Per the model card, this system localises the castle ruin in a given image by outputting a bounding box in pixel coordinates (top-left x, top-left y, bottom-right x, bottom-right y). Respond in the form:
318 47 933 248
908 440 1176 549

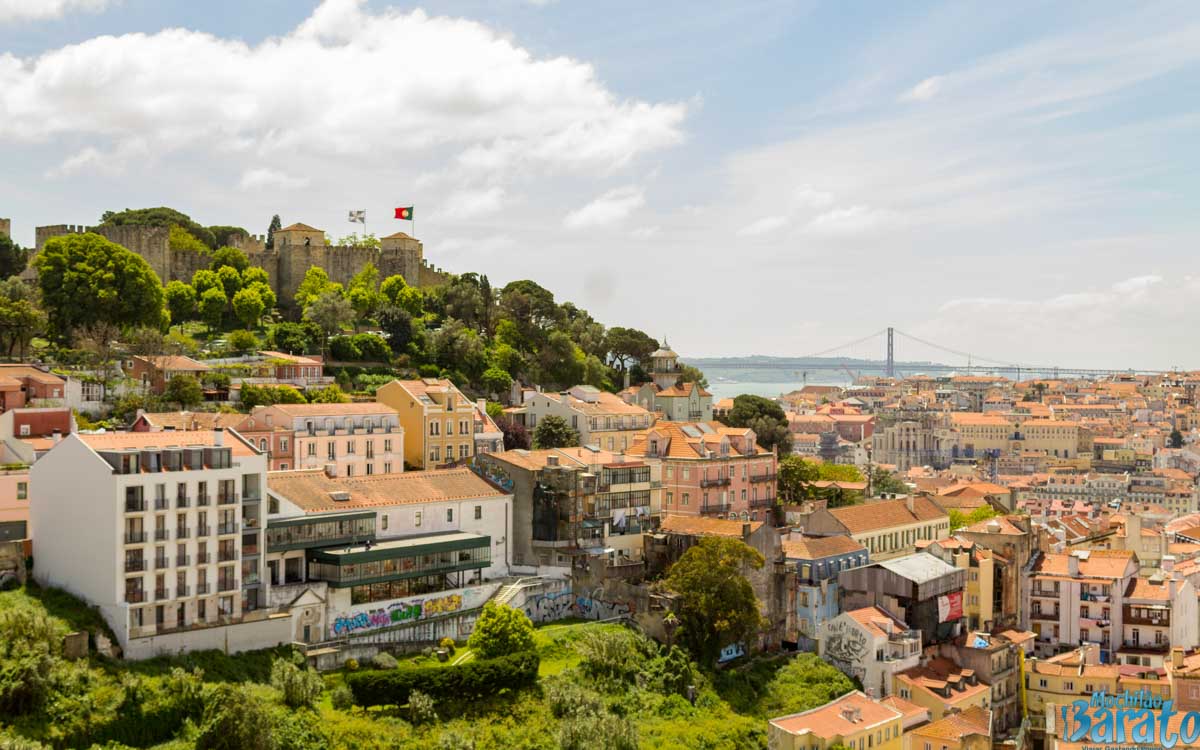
27 220 451 310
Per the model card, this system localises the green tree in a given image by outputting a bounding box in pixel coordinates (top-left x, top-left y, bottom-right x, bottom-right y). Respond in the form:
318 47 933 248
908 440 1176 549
0 605 60 716
248 281 277 314
558 713 638 750
760 653 856 718
168 223 211 254
191 268 222 297
605 326 658 371
719 394 793 454
467 602 535 659
1170 429 1185 449
241 266 269 287
270 658 323 709
950 505 999 531
0 281 45 359
125 325 166 355
207 225 250 248
481 366 513 396
0 233 28 279
665 536 765 665
164 280 197 328
306 385 350 404
677 364 709 388
240 384 306 408
216 265 242 301
199 287 227 332
536 330 584 387
210 246 250 273
265 214 282 250
444 273 490 334
196 684 275 750
232 287 265 328
533 415 580 449
381 274 423 316
269 322 316 354
226 329 259 353
871 467 909 495
294 267 340 310
34 232 166 340
164 374 203 409
430 318 487 381
305 290 353 348
347 262 383 321
101 206 217 248
497 279 560 351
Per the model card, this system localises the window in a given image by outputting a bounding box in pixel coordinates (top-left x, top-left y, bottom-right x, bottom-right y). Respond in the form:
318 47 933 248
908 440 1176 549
307 442 316 456
327 443 336 460
16 482 27 500
460 444 470 459
259 438 267 452
666 492 673 505
384 462 392 473
430 448 440 463
346 465 353 477
1039 679 1048 688
366 464 374 476
447 509 453 523
346 440 355 454
475 505 482 520
384 439 393 452
280 438 288 452
446 420 454 435
415 511 422 527
682 493 689 506
382 515 388 530
430 421 440 436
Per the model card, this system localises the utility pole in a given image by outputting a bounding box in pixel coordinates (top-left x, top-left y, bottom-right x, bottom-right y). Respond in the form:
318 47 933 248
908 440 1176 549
886 327 895 379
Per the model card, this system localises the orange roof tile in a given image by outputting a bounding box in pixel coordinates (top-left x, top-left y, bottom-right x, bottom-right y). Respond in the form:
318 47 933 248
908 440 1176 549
659 515 762 538
829 497 947 534
267 468 505 513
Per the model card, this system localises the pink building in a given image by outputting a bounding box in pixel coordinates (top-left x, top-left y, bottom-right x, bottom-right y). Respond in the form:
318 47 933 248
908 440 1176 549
627 420 777 523
243 403 403 477
0 407 75 542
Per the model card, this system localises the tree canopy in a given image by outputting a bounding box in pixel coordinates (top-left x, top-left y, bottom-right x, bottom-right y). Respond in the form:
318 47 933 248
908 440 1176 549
533 415 580 449
466 602 535 659
665 536 765 664
718 394 793 454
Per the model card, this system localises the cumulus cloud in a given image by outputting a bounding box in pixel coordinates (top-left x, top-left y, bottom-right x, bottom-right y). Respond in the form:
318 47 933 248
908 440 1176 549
238 167 310 191
563 186 645 229
440 187 505 219
630 226 659 240
804 205 894 236
0 0 686 179
901 75 942 102
737 215 788 237
0 0 110 22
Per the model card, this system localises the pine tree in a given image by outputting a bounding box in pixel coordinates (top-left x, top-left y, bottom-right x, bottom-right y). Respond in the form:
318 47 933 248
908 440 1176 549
265 214 282 250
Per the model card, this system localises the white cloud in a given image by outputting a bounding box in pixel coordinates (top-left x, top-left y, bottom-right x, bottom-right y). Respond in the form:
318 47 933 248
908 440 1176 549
901 75 942 102
737 215 788 237
0 0 110 22
563 186 644 229
630 226 660 240
440 187 506 220
804 205 894 236
238 167 310 191
0 0 686 179
793 185 834 209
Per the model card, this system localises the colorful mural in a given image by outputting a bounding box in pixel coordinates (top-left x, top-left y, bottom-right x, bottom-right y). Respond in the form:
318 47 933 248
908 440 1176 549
330 583 499 637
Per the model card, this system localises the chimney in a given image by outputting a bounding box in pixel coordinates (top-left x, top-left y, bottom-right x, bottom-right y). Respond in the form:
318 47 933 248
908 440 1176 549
1163 555 1176 573
1068 553 1080 577
213 427 224 446
547 455 559 467
477 398 486 415
1170 578 1178 600
906 496 915 514
742 522 752 540
1173 647 1186 670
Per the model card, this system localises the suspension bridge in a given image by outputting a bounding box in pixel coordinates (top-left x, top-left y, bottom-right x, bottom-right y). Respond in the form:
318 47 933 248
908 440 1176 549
689 327 1173 381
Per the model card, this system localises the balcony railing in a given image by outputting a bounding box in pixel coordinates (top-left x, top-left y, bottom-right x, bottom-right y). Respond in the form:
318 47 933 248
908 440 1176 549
218 549 237 563
700 503 732 515
749 497 775 509
176 585 189 597
1031 589 1060 598
218 522 239 535
218 493 238 505
218 579 238 592
197 525 211 536
125 500 146 513
197 582 210 595
197 552 210 564
197 494 210 507
125 590 145 603
242 493 259 503
154 588 169 601
176 527 190 539
176 555 190 566
154 556 170 569
750 473 778 483
700 477 731 488
1122 641 1168 652
125 531 147 544
154 529 170 541
154 497 169 511
1031 611 1059 621
176 496 190 508
124 558 146 572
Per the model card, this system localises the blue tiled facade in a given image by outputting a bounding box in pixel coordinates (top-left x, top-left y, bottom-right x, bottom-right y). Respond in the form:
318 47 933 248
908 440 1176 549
791 545 869 651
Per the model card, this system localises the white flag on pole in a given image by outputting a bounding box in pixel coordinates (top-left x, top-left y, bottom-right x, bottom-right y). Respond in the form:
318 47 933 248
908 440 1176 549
348 210 366 224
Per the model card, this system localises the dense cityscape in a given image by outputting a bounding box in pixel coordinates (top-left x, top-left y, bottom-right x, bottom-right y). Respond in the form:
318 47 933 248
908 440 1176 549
2 2 1198 749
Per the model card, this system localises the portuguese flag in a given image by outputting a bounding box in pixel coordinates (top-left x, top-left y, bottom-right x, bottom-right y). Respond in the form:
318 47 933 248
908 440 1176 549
394 206 414 220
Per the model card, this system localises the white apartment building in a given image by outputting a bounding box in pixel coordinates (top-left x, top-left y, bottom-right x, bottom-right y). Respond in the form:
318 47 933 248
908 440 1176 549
264 467 512 643
31 429 288 658
518 385 655 452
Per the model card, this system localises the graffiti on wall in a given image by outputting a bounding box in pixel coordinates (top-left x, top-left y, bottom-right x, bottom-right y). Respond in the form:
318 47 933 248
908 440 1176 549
330 584 497 637
821 618 868 682
523 590 635 623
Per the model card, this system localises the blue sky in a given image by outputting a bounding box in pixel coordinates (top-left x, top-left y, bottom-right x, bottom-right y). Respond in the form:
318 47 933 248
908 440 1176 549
2 0 1199 368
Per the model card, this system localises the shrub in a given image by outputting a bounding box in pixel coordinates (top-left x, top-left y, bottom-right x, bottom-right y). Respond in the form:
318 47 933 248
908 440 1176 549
408 689 438 725
330 685 354 711
346 651 540 707
370 652 398 670
344 658 359 672
439 637 456 651
544 675 605 719
270 658 323 709
576 628 656 684
467 602 535 659
557 712 638 750
196 684 276 750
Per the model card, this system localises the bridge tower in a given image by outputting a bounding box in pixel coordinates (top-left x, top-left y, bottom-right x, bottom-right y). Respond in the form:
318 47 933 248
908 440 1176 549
886 327 895 378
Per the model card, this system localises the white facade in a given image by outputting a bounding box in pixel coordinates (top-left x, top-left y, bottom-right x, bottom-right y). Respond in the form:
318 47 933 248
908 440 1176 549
31 430 272 657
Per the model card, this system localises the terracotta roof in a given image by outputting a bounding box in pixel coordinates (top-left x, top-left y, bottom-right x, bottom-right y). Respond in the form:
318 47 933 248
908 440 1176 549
136 355 209 372
270 401 396 416
268 468 506 513
656 382 713 398
279 222 322 232
770 691 901 739
1124 577 1175 601
1031 550 1136 580
878 695 928 726
658 515 761 538
896 662 991 705
909 706 990 740
74 429 256 457
782 534 866 560
961 515 1025 535
627 420 769 460
387 378 469 402
829 497 947 534
0 365 66 385
258 350 322 365
535 389 653 418
483 446 627 472
137 411 245 431
381 231 413 240
846 606 909 639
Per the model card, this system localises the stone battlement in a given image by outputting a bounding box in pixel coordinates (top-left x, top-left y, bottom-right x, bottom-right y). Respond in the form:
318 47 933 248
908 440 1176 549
28 221 445 309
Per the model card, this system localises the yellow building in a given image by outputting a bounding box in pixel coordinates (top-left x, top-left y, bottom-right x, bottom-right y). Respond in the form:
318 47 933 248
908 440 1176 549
1023 646 1117 732
923 538 999 631
894 660 992 723
769 691 905 750
377 379 479 470
947 414 1080 459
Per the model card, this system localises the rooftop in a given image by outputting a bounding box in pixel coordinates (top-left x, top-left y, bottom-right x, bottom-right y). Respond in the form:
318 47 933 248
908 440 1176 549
658 515 762 538
877 553 961 585
828 497 947 534
75 429 256 457
267 467 506 513
770 691 901 739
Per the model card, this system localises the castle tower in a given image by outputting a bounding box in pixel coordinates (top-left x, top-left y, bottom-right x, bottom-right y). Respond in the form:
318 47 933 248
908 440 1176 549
273 223 326 248
0 218 10 240
380 231 423 285
650 339 682 390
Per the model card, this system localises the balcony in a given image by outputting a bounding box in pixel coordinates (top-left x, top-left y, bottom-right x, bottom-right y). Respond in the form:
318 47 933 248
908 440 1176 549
218 549 238 563
197 582 210 595
176 496 190 508
197 494 210 507
154 497 169 511
218 493 238 506
154 529 170 541
218 522 239 535
700 503 732 515
750 472 778 483
124 558 146 573
176 527 190 540
218 579 238 592
242 493 259 504
154 556 170 569
749 497 775 509
197 525 211 536
1031 589 1060 599
124 531 147 544
176 585 189 597
197 552 210 564
125 590 145 604
176 554 190 566
1031 611 1060 621
1122 641 1169 653
125 499 146 513
154 588 169 601
700 477 731 488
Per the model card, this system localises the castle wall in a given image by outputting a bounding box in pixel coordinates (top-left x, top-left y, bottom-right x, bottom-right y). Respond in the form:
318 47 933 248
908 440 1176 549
0 219 10 239
30 223 440 314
